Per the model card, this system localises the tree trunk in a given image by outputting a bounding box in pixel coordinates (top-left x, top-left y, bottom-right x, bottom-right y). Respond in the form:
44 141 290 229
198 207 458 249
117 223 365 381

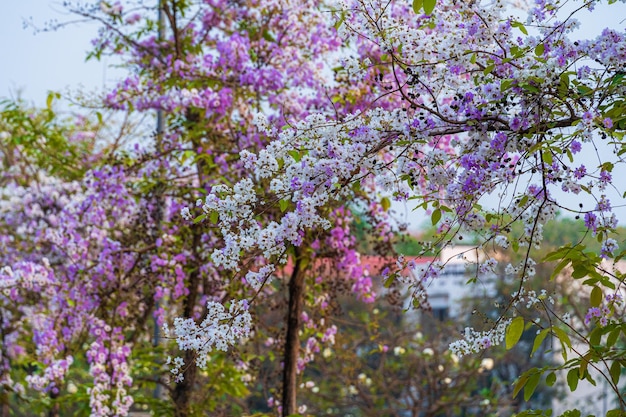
172 348 198 417
0 391 8 417
48 399 60 417
282 252 305 416
172 230 202 417
171 107 208 417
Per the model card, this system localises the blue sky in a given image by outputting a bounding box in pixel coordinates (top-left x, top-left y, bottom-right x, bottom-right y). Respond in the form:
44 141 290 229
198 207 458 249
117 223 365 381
0 1 121 106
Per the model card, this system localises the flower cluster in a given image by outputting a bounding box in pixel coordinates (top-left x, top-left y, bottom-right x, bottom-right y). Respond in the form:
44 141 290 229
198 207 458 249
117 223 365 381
171 300 252 375
25 356 73 393
585 293 624 327
86 331 133 417
448 320 511 357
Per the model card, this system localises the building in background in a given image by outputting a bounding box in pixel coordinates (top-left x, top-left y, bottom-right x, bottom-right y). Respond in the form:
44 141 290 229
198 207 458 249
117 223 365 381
425 246 497 321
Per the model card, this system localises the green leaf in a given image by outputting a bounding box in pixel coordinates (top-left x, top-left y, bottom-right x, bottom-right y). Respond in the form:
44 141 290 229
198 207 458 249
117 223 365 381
553 326 571 361
589 326 602 346
510 21 528 35
513 372 530 398
567 368 579 392
584 370 596 386
288 150 301 162
542 150 553 165
531 328 550 357
518 194 529 207
46 92 55 110
577 84 592 96
412 0 423 14
550 258 571 281
607 327 620 348
506 317 524 350
423 0 436 14
210 211 219 224
534 43 545 56
607 409 626 417
381 197 391 211
193 214 206 224
431 209 442 225
558 73 570 98
524 372 541 401
334 15 344 30
262 29 276 42
500 78 513 92
279 199 289 212
601 161 614 172
590 286 602 307
521 83 540 93
571 265 588 279
545 372 556 387
609 361 621 385
579 352 591 378
611 72 625 86
552 327 572 349
383 272 396 288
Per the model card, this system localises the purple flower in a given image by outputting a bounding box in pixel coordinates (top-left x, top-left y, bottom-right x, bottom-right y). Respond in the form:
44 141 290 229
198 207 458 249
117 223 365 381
570 140 581 154
584 212 597 233
510 117 522 131
584 307 601 325
596 196 611 212
600 170 612 185
573 165 586 179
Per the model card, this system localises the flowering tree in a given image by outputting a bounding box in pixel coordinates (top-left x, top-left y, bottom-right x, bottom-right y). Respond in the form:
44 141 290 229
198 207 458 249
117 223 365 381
192 0 626 414
2 0 395 416
1 0 626 415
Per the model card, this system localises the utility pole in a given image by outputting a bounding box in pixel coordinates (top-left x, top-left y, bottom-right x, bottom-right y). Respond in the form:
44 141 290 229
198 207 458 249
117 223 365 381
153 0 166 402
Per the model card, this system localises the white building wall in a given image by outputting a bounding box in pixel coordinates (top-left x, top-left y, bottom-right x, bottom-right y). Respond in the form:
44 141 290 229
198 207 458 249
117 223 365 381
427 245 497 319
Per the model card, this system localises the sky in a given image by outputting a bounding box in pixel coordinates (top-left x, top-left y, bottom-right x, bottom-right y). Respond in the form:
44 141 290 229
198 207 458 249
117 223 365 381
1 1 623 104
1 1 625 229
0 1 122 106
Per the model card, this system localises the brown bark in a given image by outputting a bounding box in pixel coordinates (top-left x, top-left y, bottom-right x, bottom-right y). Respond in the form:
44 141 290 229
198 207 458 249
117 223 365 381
0 312 10 417
172 348 198 417
0 393 8 417
281 252 306 416
170 102 210 417
172 230 202 417
47 397 59 417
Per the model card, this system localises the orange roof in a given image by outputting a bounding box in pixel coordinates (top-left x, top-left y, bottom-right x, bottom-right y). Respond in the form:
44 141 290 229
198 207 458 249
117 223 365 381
274 255 436 278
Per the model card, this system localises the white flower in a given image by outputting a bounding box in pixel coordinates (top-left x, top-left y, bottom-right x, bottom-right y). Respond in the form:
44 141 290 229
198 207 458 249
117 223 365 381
393 346 406 356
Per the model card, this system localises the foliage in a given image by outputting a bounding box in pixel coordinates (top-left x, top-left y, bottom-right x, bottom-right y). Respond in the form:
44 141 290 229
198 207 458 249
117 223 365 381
0 94 99 182
192 0 626 413
300 295 517 417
